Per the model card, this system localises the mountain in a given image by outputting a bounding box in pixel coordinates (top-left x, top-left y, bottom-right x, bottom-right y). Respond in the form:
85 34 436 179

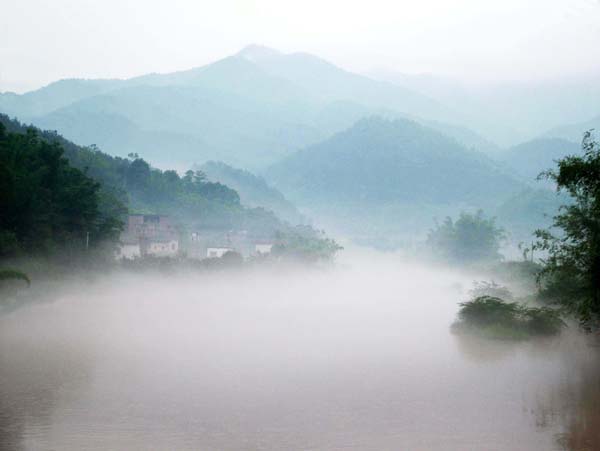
28 83 322 170
0 114 340 261
0 79 122 118
235 45 451 119
199 161 304 224
496 138 581 185
266 117 520 207
495 188 568 242
543 114 600 143
372 71 600 146
0 45 489 170
263 117 524 243
418 118 500 154
0 113 285 235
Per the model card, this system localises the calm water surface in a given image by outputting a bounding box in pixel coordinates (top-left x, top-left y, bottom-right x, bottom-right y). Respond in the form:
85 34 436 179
1 255 599 450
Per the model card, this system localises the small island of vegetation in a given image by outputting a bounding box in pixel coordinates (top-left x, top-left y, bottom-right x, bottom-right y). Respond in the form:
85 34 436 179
449 131 600 340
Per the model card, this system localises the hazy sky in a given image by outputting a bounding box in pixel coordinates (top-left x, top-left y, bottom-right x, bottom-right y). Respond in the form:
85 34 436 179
1 0 600 92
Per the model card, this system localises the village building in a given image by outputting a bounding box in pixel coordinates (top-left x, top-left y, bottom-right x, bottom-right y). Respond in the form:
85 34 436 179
115 238 141 260
254 243 274 255
116 214 179 259
206 247 234 258
147 238 179 257
188 229 276 260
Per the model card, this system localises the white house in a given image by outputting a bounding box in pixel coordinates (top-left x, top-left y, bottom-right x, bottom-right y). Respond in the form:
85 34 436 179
147 239 179 257
255 243 274 255
116 214 179 259
207 247 233 258
116 242 141 260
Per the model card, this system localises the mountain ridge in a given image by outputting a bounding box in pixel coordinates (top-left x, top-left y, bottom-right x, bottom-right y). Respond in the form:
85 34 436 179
266 116 520 206
0 45 497 170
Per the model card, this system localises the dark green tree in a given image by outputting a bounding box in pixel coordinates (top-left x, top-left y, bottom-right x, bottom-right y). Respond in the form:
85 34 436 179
0 124 122 257
0 269 30 286
535 131 600 327
427 210 505 264
272 225 343 262
126 158 151 191
0 115 339 261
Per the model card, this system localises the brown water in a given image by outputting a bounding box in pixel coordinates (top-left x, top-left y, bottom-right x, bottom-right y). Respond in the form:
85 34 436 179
1 255 598 450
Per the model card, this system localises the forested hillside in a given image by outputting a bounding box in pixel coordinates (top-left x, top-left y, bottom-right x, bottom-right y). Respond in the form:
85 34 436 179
199 161 303 224
494 188 569 242
0 115 311 258
266 117 519 206
497 138 580 185
543 115 600 143
0 46 497 170
0 122 122 258
376 71 600 147
263 116 527 243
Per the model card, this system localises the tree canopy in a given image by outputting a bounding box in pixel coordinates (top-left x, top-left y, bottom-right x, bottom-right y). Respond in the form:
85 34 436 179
272 225 343 263
535 131 600 328
0 123 122 257
0 115 340 264
427 210 505 264
0 114 285 236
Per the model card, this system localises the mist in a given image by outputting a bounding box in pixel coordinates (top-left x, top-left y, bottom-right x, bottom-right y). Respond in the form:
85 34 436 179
1 251 597 450
2 0 600 448
2 0 600 93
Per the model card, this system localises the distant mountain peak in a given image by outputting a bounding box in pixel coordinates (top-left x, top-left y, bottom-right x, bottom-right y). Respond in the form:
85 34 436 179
236 44 282 62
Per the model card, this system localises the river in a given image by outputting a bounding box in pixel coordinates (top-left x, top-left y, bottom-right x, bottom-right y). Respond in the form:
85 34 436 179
1 252 598 450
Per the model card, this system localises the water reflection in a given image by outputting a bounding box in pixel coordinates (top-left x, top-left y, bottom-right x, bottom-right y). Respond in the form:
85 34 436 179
0 317 93 450
529 335 600 451
0 261 598 450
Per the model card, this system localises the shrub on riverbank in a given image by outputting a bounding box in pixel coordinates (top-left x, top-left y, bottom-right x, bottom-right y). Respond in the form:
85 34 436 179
0 269 30 286
453 295 564 340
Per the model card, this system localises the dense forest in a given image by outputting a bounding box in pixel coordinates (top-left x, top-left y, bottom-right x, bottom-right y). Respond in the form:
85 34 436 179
426 211 505 264
1 115 261 228
199 160 303 224
266 117 518 206
3 7 600 448
534 131 600 328
0 122 122 258
0 114 339 263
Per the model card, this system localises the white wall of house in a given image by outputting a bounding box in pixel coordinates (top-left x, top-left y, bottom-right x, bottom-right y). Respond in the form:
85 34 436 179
116 243 141 260
255 243 273 254
147 240 179 257
207 247 232 258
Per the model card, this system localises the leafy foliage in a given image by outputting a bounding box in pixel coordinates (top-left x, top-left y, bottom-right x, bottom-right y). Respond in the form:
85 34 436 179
0 123 123 257
458 296 522 327
0 114 294 238
200 161 303 224
0 269 30 286
272 226 343 262
427 210 505 264
455 295 564 339
534 132 600 328
0 115 339 263
219 250 244 266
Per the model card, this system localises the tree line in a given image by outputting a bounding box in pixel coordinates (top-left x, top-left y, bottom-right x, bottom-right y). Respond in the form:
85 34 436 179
0 115 342 266
426 131 600 330
0 124 121 258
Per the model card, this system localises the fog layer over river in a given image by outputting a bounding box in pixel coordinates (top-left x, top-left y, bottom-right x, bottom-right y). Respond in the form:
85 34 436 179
1 251 599 450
